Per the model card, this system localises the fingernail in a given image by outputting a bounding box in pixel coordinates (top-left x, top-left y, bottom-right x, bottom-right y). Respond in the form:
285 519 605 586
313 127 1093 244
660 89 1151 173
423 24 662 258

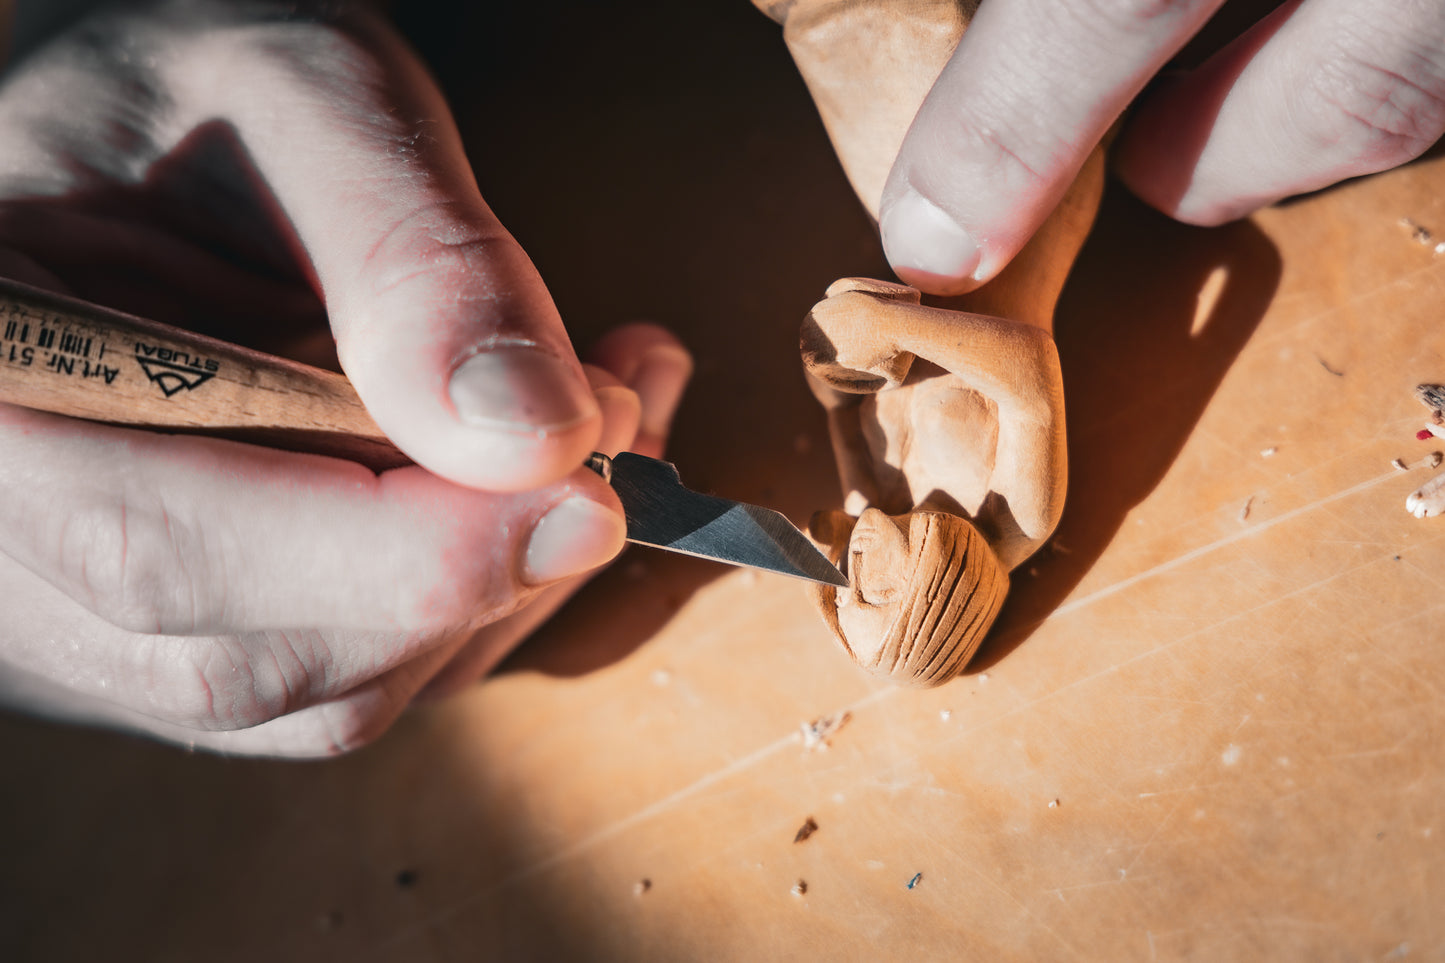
880 189 982 286
522 496 626 585
450 345 599 433
630 344 692 439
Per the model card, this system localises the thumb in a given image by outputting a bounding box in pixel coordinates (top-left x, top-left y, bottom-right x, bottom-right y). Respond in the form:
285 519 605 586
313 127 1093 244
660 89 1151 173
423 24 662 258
174 11 598 491
878 0 1222 295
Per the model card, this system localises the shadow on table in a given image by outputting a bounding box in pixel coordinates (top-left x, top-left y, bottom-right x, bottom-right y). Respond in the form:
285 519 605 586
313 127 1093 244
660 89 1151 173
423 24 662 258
972 187 1282 670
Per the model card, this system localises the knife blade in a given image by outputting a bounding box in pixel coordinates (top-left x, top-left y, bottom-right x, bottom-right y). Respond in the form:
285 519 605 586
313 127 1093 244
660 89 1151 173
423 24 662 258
588 451 847 586
0 277 847 586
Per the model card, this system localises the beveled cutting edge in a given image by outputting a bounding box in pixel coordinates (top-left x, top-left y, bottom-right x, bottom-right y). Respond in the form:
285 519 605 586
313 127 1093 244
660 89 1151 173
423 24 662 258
587 452 849 587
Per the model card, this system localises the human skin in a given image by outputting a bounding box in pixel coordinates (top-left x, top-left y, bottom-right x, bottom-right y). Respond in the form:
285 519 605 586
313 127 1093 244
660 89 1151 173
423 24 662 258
881 0 1445 295
0 0 692 756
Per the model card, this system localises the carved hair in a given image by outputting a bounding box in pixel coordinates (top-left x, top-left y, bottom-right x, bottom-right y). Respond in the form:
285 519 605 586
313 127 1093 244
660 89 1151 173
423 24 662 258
810 510 1009 687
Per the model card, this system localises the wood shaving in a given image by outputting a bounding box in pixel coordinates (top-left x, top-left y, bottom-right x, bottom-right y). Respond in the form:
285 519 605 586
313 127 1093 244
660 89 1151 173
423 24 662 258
800 711 851 751
793 817 819 843
1416 383 1445 416
1402 217 1437 246
1393 458 1409 471
1407 471 1445 518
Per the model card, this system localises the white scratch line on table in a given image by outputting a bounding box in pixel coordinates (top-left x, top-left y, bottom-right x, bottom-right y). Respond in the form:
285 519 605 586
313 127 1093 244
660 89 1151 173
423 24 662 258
1120 794 1188 877
1136 783 1227 798
1251 258 1445 351
1326 743 1407 761
1045 874 1161 899
854 539 1395 805
363 687 896 956
943 544 1396 756
925 816 1088 959
1048 469 1399 620
367 471 1404 954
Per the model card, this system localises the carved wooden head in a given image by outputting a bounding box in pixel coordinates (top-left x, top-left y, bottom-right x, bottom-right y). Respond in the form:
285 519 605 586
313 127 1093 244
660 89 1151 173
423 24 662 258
809 508 1008 686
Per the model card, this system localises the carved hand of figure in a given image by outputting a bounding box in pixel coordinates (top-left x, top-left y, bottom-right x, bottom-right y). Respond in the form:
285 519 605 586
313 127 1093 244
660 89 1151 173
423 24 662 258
803 278 1067 569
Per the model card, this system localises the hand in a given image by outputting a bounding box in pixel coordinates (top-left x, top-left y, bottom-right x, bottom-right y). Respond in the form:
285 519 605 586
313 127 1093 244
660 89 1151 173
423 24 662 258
879 0 1445 295
0 0 693 755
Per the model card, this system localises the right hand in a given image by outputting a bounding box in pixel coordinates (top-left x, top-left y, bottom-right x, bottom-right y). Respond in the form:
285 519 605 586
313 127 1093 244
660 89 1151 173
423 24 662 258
0 0 693 756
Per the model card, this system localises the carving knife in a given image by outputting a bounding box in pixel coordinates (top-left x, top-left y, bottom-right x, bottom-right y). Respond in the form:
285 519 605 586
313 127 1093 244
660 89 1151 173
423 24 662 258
0 278 848 587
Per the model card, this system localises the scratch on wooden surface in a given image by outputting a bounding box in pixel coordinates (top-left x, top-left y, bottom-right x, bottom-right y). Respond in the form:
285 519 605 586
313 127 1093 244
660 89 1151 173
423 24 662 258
1251 258 1445 352
367 463 1428 956
938 543 1412 758
364 688 896 955
924 818 1088 960
1049 468 1402 621
1046 873 1160 901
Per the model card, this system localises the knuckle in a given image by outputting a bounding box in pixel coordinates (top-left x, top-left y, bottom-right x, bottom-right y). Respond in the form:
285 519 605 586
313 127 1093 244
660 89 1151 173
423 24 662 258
359 202 506 301
145 632 313 732
55 495 215 635
282 700 394 758
1308 36 1445 164
143 639 268 730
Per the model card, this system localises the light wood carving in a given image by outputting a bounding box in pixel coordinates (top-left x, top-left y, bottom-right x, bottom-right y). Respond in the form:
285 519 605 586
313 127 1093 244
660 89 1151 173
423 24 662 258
757 0 1106 685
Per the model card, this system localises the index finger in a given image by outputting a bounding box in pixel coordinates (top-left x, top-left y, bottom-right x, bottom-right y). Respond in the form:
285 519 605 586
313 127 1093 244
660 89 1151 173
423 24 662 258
880 0 1226 295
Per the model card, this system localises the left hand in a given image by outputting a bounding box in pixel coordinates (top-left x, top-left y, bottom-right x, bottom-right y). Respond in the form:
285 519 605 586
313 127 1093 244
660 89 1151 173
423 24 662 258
879 0 1445 296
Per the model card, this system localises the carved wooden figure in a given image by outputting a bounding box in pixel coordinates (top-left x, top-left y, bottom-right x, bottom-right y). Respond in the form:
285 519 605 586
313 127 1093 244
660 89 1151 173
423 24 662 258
755 0 1106 685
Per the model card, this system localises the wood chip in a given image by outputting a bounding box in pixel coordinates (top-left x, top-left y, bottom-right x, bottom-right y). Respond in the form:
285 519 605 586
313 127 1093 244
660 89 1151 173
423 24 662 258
800 711 852 751
1416 384 1445 416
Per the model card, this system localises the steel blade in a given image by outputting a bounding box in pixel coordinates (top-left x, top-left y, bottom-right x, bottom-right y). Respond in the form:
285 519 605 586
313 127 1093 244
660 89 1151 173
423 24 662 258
596 452 849 587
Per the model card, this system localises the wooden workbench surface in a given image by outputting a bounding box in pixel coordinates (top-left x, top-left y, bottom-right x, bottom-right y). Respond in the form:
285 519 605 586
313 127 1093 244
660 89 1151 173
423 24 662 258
4 2 1444 959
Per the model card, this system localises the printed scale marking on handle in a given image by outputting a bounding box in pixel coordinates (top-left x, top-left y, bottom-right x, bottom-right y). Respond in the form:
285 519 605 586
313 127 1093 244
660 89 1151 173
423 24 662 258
0 279 847 586
0 277 408 470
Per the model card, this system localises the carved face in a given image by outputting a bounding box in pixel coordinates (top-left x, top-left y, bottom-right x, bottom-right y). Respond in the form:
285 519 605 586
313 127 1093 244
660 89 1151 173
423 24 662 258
835 508 912 659
811 508 1010 687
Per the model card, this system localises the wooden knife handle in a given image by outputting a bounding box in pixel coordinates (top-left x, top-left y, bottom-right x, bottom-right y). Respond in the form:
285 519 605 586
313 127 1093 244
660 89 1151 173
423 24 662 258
0 277 411 471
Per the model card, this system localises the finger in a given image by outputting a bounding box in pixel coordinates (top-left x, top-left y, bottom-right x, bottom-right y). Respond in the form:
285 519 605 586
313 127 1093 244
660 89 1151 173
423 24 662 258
1116 0 1445 225
585 364 643 458
587 323 692 458
0 628 462 758
0 405 626 636
880 0 1225 294
0 541 490 745
413 580 579 703
165 11 599 491
417 326 693 700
